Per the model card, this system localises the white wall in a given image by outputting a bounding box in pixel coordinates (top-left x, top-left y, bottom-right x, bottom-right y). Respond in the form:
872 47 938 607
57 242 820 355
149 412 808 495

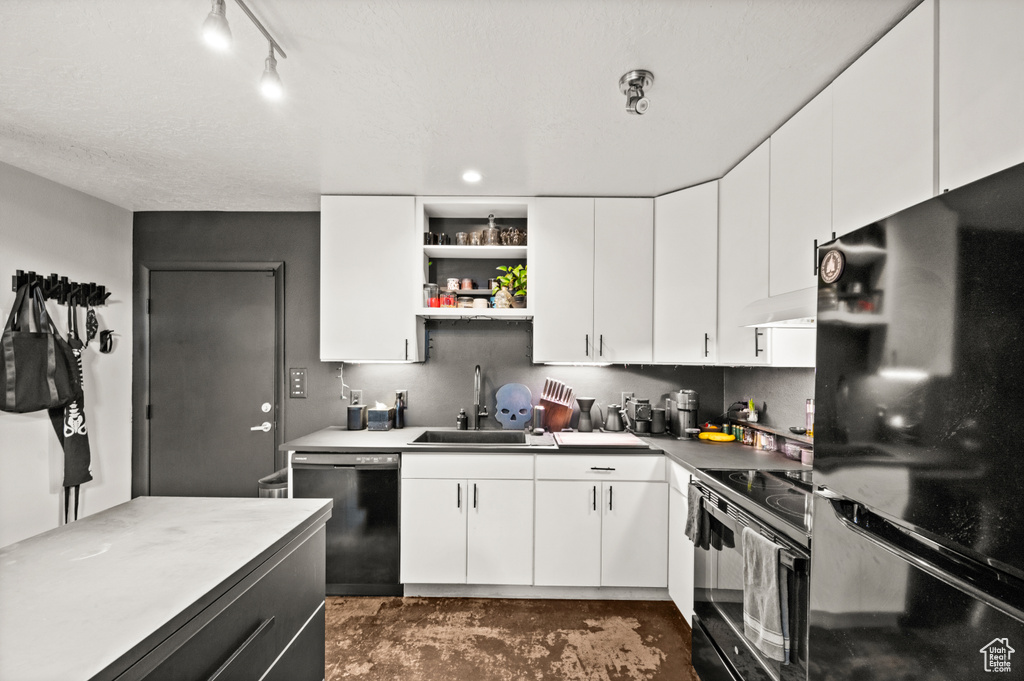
0 163 133 547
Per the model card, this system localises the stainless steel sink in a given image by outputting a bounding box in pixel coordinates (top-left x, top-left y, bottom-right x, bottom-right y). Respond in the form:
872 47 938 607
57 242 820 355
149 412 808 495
410 430 527 445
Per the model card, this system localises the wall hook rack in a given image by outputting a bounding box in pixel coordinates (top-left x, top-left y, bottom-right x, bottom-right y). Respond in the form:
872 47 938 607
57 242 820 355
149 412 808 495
11 270 112 307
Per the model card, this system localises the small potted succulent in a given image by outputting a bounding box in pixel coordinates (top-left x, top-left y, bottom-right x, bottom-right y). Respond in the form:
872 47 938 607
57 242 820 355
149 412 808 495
493 264 527 308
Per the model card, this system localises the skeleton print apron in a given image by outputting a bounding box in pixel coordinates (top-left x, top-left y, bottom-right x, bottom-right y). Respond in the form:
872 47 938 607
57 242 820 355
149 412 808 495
48 305 92 522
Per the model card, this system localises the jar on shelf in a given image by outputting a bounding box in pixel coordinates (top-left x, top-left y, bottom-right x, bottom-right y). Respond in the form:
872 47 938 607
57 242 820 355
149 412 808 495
423 283 440 308
457 296 473 308
446 277 461 291
440 291 457 308
483 214 500 245
493 288 513 309
461 278 474 290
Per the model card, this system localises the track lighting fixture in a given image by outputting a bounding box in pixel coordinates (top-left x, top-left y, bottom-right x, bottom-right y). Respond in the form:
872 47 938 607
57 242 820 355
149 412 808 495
201 0 288 100
260 47 283 100
202 0 231 51
619 70 654 115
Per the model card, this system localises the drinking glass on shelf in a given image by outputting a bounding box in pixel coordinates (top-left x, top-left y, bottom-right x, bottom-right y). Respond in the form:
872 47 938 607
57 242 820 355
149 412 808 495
455 232 469 245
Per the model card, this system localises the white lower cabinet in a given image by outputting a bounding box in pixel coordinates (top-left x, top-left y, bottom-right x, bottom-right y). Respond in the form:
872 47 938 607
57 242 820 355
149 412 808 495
467 479 534 585
534 481 602 586
534 455 668 589
401 478 468 584
667 462 694 624
401 455 534 586
601 481 669 588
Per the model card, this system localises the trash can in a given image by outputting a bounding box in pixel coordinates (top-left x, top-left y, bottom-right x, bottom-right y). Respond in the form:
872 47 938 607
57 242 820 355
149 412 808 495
258 468 289 498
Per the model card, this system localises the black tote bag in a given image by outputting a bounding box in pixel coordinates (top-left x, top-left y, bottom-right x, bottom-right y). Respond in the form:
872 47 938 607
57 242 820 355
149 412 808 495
1 284 80 413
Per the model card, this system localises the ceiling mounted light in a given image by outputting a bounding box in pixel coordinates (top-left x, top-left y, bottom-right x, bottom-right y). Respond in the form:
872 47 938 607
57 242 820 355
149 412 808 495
619 69 654 115
260 46 283 99
462 170 482 183
200 0 288 100
202 0 232 51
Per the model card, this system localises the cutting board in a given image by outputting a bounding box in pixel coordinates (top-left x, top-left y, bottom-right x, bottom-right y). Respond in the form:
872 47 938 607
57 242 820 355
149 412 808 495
553 431 650 449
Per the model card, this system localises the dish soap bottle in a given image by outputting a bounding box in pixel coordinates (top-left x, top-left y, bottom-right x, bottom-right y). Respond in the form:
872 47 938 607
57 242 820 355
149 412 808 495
456 408 468 430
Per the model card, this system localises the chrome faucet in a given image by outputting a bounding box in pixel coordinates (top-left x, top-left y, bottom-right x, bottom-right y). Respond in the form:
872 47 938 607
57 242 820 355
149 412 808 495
473 364 488 430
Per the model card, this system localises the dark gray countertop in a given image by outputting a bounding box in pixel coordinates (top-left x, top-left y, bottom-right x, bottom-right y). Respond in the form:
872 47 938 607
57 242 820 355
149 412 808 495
280 426 810 474
0 496 332 681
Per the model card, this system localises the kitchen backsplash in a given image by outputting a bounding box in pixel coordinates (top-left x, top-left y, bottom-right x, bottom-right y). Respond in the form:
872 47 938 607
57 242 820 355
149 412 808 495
339 320 725 429
722 366 814 431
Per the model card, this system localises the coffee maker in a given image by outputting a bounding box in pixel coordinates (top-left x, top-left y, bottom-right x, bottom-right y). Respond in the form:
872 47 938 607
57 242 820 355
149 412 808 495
668 390 699 439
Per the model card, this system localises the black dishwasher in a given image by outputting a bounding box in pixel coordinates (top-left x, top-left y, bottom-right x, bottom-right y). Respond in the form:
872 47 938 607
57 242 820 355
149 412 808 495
291 452 401 596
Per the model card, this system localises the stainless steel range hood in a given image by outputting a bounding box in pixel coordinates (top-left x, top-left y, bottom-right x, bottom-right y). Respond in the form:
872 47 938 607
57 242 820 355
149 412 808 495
738 286 817 328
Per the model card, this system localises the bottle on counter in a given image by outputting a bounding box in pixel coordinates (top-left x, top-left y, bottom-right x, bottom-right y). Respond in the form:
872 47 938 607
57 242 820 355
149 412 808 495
456 408 468 430
394 390 406 429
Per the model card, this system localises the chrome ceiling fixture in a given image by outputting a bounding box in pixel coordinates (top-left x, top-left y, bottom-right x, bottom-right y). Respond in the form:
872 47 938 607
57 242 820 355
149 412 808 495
619 70 654 115
201 0 288 100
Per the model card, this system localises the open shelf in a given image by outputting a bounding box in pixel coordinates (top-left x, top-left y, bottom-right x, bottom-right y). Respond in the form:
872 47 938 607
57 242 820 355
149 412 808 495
418 307 531 320
424 245 527 260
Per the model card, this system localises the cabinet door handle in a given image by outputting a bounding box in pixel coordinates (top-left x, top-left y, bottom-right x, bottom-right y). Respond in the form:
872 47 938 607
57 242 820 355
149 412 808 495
704 333 710 358
599 334 604 357
405 338 409 361
585 334 590 357
592 485 597 511
206 616 275 681
609 485 614 511
473 483 478 509
813 238 819 275
590 467 615 471
457 483 461 509
754 329 764 356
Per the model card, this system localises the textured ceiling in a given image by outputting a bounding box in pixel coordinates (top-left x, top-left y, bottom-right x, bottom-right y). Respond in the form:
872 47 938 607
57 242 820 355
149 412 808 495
0 0 919 211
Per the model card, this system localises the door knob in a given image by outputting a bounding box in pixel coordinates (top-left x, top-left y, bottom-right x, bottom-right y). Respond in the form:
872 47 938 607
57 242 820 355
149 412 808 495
250 422 272 432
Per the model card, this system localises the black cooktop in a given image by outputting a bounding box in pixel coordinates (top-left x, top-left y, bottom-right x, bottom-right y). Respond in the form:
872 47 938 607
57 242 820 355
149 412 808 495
699 468 813 536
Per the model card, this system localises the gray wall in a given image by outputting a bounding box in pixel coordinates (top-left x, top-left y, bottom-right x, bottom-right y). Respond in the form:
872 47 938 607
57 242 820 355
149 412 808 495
133 212 809 456
722 367 815 430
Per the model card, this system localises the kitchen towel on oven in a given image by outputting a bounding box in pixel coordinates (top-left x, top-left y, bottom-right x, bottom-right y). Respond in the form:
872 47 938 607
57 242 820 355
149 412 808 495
685 483 735 551
741 526 790 663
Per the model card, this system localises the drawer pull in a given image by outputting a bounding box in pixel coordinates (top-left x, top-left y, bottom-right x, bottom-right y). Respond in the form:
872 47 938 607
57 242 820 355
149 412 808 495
590 467 615 471
206 616 275 681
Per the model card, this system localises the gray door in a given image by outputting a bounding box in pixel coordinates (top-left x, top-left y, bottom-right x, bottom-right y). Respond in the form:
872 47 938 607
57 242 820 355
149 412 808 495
149 269 277 497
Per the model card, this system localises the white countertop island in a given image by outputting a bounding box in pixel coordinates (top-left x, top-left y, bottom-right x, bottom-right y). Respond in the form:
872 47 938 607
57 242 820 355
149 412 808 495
0 496 332 681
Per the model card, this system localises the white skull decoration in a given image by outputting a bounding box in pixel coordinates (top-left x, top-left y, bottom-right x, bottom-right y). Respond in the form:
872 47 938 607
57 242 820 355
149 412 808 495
494 383 533 429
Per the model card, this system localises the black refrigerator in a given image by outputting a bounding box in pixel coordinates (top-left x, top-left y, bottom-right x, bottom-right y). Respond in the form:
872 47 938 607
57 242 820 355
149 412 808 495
810 162 1024 680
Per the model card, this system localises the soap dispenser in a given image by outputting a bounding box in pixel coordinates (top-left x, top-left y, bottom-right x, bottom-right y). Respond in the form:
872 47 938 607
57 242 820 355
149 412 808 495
456 408 468 430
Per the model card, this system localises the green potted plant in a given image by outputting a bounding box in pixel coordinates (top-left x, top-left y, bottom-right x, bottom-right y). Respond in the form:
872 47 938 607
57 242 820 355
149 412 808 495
494 264 527 308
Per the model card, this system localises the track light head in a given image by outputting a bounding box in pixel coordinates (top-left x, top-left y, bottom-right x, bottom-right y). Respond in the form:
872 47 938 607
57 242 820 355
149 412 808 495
260 49 283 100
202 0 232 51
619 70 654 116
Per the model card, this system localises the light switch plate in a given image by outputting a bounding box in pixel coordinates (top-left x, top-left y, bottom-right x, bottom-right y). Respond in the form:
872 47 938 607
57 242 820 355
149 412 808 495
350 389 362 405
289 368 307 398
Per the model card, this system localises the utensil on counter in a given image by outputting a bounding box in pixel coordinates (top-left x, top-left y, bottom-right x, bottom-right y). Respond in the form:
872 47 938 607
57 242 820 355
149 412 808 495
575 397 596 432
540 378 575 432
604 404 625 432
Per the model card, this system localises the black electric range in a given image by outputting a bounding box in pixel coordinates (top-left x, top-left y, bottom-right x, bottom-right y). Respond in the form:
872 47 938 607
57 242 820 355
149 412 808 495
695 468 813 546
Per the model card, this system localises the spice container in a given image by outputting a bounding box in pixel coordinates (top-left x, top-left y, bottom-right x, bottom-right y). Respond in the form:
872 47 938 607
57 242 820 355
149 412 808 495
440 291 457 308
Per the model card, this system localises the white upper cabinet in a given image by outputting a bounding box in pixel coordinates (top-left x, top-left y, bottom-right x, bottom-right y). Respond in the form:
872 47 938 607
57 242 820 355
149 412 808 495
320 196 423 362
832 0 936 236
653 182 718 364
531 198 595 363
938 0 1024 192
769 86 833 297
594 198 654 363
717 141 771 366
532 198 653 363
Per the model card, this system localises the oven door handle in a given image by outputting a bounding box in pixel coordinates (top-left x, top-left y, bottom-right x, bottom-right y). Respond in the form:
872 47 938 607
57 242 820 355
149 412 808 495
701 496 808 570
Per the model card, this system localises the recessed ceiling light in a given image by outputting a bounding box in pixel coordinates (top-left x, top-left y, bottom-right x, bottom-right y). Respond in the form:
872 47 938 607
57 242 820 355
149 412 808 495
462 170 482 183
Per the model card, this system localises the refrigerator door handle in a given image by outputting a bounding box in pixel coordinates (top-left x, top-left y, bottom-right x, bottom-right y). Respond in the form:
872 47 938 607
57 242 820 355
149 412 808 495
819 493 1024 622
